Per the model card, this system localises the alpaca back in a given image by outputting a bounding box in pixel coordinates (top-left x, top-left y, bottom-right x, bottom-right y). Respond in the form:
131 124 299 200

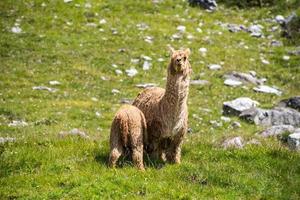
110 105 146 148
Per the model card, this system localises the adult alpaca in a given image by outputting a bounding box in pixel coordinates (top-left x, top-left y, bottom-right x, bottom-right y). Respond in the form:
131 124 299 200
133 48 191 164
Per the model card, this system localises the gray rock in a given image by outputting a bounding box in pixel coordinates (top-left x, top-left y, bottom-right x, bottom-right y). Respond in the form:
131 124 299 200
0 137 16 144
8 120 28 127
32 86 58 93
188 0 217 11
260 125 295 137
270 40 283 47
135 83 157 88
120 98 133 104
208 64 221 70
288 47 300 55
288 132 300 150
224 71 265 85
59 128 89 139
277 96 300 112
222 136 244 149
223 97 260 116
246 138 261 145
248 25 263 37
275 15 285 24
281 12 300 39
224 79 242 87
190 79 210 86
231 121 242 128
253 85 282 96
240 107 300 127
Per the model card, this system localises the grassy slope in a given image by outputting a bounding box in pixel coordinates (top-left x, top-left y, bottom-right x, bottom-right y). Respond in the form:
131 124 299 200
0 0 300 199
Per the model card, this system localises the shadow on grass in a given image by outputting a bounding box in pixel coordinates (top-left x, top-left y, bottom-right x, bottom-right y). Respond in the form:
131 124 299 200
94 149 166 170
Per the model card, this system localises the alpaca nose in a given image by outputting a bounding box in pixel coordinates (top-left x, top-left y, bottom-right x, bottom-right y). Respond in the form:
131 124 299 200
177 58 181 62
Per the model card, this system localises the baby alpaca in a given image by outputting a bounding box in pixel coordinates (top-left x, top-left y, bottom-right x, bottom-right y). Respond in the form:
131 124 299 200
133 48 192 164
109 105 147 170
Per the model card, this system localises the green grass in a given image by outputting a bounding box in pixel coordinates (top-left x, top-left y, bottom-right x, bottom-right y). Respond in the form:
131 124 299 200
1 0 300 199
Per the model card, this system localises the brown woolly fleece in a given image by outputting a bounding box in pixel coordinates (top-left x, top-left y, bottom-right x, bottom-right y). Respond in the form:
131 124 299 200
133 48 191 164
109 104 147 170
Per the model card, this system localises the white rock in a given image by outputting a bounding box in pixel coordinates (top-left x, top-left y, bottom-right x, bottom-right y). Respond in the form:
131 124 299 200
99 19 107 24
131 59 139 64
125 68 138 77
49 80 61 86
115 69 123 75
283 55 290 61
224 79 243 87
112 64 118 68
223 97 259 115
32 86 57 92
0 137 16 144
144 36 153 43
141 55 152 61
198 47 207 54
190 80 209 85
85 3 92 8
260 125 295 137
59 128 89 139
8 120 28 127
275 15 285 24
221 116 231 123
111 89 120 94
261 58 270 65
135 83 157 88
91 97 98 102
142 61 151 70
157 58 164 62
187 34 194 40
64 0 73 3
136 23 149 31
95 111 101 117
86 23 97 27
171 33 182 40
11 26 22 34
253 85 282 96
288 132 300 150
208 64 221 70
222 136 244 149
196 28 202 33
177 25 186 32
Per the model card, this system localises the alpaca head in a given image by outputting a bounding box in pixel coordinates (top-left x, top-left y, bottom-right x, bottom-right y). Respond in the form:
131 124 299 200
169 47 191 75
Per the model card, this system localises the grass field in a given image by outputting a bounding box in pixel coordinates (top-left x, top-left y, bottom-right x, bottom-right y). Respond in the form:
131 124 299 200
1 0 300 199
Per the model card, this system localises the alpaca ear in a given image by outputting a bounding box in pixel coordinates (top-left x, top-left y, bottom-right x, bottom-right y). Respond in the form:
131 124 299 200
184 48 191 56
168 46 175 55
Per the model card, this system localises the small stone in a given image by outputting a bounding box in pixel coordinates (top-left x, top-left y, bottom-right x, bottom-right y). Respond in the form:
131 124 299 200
115 69 123 75
32 86 58 93
246 139 261 145
135 83 157 88
141 55 152 61
0 137 16 144
157 58 164 62
283 55 290 61
120 98 133 104
142 61 151 70
91 97 98 102
49 80 61 86
210 120 222 127
177 25 186 32
270 40 283 47
136 23 149 31
222 136 244 149
99 19 107 24
125 68 138 77
171 33 182 40
64 0 73 3
208 64 221 70
275 15 285 24
131 59 139 64
59 128 89 139
95 111 101 117
231 121 242 128
253 85 282 96
288 132 300 150
190 79 209 86
221 116 231 123
261 58 270 65
8 120 28 127
11 26 22 34
112 89 120 94
224 79 242 87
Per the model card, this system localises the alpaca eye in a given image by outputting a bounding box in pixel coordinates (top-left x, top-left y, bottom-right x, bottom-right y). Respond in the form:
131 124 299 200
183 57 187 61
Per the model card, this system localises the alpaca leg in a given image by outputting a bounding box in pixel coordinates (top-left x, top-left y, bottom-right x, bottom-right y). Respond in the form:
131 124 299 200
166 132 185 164
132 145 145 170
109 145 123 168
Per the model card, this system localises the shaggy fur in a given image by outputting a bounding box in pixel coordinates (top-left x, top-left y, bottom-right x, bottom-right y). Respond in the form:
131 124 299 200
109 105 147 170
133 48 191 164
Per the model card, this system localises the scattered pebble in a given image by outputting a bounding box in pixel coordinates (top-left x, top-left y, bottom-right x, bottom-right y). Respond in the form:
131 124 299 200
136 23 149 31
112 89 120 94
91 97 98 102
8 120 28 127
177 25 186 32
190 79 209 86
283 55 290 61
253 85 282 96
11 26 22 34
32 86 58 92
59 128 89 139
224 79 242 87
142 61 151 70
0 137 16 144
99 19 107 24
125 68 138 77
222 136 244 149
221 116 231 123
115 69 123 75
49 80 61 86
261 58 270 65
208 64 221 70
231 121 242 128
64 0 73 3
275 15 285 24
135 83 157 88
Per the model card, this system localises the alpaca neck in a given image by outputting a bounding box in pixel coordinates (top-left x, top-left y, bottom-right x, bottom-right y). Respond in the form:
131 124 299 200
161 69 190 122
